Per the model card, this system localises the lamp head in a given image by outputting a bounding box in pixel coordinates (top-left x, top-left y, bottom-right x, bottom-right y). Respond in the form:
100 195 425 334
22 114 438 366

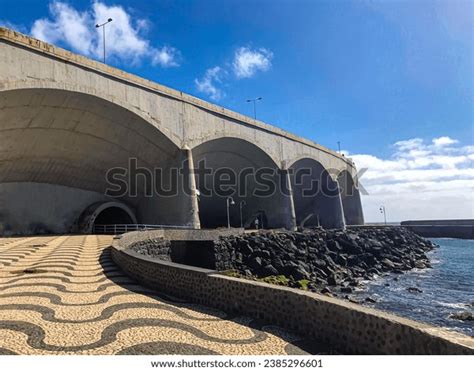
108 18 113 22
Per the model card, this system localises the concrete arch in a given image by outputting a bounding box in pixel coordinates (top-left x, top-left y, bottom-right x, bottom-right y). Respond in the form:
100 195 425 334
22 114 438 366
286 153 357 182
78 201 138 233
337 170 364 225
192 137 293 229
0 88 194 234
188 132 282 167
289 158 345 229
0 81 182 148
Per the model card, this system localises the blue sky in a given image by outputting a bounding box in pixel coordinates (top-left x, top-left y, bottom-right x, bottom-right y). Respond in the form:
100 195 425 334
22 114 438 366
1 0 473 221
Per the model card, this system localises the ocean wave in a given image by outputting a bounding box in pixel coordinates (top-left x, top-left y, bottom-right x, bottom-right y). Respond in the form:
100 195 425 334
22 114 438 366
434 301 468 310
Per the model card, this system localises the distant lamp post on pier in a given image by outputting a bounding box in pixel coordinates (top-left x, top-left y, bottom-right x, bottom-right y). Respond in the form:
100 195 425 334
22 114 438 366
246 97 262 120
337 141 341 153
95 18 113 64
379 205 387 225
239 200 246 228
226 197 235 228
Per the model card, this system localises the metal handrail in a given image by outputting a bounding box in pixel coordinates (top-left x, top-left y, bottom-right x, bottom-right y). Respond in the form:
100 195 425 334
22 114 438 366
348 224 474 227
92 224 194 234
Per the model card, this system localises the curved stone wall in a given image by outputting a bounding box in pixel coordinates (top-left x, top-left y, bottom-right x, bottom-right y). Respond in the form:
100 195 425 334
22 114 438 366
111 231 474 355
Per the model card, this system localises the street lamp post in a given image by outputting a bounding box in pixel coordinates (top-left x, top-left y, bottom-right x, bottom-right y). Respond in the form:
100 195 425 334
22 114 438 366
239 200 246 228
226 197 235 228
337 141 341 153
95 18 113 64
379 205 387 225
246 97 262 120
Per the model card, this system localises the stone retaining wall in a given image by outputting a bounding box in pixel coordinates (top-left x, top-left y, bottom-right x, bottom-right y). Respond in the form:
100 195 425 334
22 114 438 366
111 231 474 355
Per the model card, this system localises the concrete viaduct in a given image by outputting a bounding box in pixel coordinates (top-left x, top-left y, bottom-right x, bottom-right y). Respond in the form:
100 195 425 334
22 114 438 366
0 28 364 235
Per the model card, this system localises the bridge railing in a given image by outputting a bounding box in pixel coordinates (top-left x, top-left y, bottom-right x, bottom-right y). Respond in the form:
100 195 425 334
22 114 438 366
93 224 193 235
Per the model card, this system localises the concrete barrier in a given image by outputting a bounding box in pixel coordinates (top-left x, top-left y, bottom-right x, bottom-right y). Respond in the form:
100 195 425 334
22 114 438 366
401 220 474 239
111 231 474 355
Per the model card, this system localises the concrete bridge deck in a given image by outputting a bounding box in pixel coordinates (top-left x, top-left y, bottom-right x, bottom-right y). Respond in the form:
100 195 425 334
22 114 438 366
0 235 321 355
0 27 364 236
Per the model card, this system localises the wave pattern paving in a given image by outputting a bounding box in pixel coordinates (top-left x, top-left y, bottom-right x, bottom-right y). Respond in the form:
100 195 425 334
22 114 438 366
0 235 315 355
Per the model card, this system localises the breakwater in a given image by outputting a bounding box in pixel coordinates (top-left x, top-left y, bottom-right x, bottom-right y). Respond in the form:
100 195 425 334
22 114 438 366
212 227 436 296
401 219 474 239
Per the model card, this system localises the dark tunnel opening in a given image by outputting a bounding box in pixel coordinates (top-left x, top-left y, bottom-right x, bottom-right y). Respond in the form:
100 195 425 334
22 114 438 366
192 138 293 229
93 207 135 226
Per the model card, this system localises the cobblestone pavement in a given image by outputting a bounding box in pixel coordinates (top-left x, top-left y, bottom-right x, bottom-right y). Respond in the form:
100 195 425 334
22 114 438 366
0 235 317 355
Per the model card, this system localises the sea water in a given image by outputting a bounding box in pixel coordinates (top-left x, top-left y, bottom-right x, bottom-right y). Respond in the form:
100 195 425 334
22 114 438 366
355 238 473 336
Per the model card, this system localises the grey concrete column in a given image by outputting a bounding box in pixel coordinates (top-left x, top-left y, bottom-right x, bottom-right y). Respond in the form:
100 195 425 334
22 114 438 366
283 167 297 231
335 180 346 230
182 146 201 229
351 187 365 225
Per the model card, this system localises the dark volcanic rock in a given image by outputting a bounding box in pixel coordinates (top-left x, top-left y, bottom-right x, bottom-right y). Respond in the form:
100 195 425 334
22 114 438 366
365 297 378 303
248 256 263 270
260 264 279 276
449 311 474 321
132 226 437 299
128 238 171 260
212 226 437 295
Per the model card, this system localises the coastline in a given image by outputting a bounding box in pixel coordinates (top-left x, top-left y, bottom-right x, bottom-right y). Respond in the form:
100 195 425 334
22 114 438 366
352 237 473 337
126 227 473 337
113 229 474 354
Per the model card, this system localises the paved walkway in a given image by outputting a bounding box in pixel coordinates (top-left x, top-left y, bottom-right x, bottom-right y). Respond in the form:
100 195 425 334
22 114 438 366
0 235 313 355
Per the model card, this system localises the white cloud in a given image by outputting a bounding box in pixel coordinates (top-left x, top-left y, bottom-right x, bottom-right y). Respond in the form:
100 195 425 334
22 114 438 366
32 2 92 55
30 1 179 67
347 136 474 222
233 47 273 78
194 66 225 101
432 136 459 147
195 45 273 99
151 46 180 68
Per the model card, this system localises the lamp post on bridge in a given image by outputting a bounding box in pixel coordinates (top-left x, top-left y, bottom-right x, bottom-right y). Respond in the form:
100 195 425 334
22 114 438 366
379 205 387 225
246 97 262 120
226 197 235 228
95 18 113 64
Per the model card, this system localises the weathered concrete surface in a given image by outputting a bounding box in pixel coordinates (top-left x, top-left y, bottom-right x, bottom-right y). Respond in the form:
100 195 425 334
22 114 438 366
0 28 364 234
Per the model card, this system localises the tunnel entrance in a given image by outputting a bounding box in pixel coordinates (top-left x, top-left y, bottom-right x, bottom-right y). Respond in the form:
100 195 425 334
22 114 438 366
192 138 293 229
290 158 345 229
78 201 138 233
93 207 134 226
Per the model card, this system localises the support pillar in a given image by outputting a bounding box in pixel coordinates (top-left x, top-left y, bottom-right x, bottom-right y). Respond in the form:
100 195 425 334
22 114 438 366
352 187 365 225
283 166 297 231
335 179 346 230
182 146 201 229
